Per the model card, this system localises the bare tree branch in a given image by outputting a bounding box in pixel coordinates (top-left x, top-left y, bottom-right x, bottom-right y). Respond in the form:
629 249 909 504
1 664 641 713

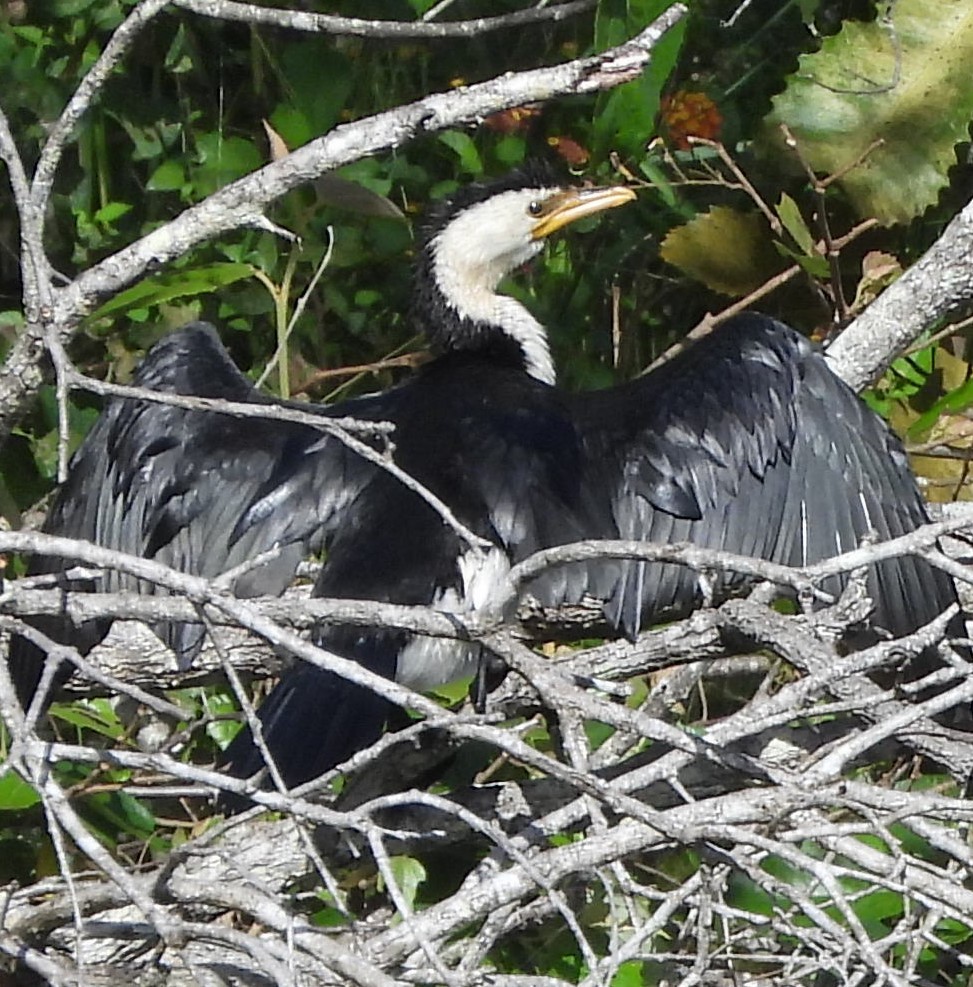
173 0 597 39
828 193 973 389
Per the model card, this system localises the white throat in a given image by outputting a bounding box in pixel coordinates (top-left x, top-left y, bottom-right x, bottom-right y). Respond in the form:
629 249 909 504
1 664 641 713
430 190 558 386
488 297 555 385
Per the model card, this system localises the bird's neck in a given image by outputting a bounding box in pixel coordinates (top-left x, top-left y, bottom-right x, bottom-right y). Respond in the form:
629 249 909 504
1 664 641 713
418 238 556 385
439 290 556 386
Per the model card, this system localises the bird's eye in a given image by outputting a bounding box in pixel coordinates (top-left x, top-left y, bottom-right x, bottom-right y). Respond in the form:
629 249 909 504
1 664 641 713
527 200 543 217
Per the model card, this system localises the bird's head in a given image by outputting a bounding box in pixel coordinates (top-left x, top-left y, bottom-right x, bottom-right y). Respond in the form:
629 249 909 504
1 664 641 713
413 163 635 383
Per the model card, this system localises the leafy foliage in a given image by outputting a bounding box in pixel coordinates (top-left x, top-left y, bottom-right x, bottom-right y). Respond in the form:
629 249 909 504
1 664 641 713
766 0 973 225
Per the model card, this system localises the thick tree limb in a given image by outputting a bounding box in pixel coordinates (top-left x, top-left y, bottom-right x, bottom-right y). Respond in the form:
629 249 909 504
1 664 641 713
828 194 973 389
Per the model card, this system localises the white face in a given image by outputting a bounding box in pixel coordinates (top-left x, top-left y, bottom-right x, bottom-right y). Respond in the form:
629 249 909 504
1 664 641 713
421 179 633 385
431 186 559 296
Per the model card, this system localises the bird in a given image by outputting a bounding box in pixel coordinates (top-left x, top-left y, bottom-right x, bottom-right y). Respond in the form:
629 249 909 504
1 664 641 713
11 161 961 798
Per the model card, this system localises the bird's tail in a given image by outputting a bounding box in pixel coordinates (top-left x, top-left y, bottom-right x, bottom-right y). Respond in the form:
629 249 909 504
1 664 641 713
218 633 398 807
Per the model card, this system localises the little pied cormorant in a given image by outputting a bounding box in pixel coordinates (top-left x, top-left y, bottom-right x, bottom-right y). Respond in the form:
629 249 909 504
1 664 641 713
11 162 961 794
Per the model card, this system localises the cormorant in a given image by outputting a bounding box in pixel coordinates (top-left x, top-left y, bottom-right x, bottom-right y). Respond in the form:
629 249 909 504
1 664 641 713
11 162 961 796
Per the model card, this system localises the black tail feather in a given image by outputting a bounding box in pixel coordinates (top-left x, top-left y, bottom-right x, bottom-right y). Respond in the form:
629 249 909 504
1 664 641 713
217 631 400 809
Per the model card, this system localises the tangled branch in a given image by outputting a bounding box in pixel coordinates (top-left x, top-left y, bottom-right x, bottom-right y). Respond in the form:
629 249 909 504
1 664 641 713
2 501 972 983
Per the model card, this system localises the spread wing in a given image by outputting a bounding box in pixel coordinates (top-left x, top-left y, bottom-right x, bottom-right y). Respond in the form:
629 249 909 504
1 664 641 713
554 312 957 645
11 322 394 699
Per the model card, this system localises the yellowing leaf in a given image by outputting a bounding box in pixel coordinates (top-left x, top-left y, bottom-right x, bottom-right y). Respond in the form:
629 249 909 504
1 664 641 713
660 206 783 296
766 0 973 225
851 250 902 312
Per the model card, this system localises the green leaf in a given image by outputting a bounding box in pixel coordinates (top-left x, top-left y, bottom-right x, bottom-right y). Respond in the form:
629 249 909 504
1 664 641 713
851 888 904 925
0 310 25 331
495 135 527 166
437 131 483 176
936 917 973 946
82 791 156 840
379 856 427 911
269 105 314 149
87 262 253 322
0 771 41 811
28 394 99 480
907 375 973 440
93 201 132 225
52 0 100 14
192 134 262 196
765 0 973 225
428 675 473 704
727 870 777 917
585 719 614 750
611 962 649 987
776 193 815 255
164 21 194 75
594 0 629 52
206 705 244 749
637 157 685 212
863 344 937 415
773 240 830 279
146 159 186 192
30 428 61 481
310 903 351 928
279 43 352 137
592 8 686 157
49 698 124 740
797 0 822 21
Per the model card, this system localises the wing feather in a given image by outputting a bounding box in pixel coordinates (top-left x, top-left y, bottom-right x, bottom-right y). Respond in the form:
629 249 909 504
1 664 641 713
537 313 957 646
11 323 390 701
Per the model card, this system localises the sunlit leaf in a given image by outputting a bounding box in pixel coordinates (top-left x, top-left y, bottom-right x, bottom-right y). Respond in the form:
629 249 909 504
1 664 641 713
776 192 815 255
661 206 783 296
611 962 650 987
0 771 41 811
428 675 473 704
851 888 904 925
379 856 427 911
592 6 687 157
936 917 973 946
766 0 973 224
49 698 124 740
907 375 973 440
94 201 132 225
